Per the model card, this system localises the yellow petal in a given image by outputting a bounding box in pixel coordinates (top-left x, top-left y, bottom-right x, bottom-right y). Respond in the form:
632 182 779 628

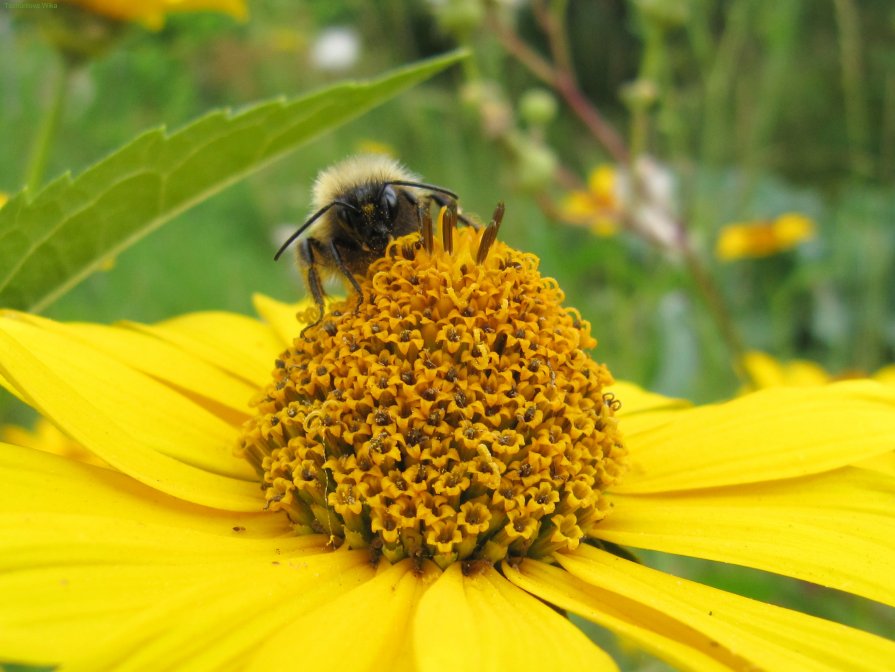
248 560 431 671
558 546 895 672
504 559 734 672
559 192 597 220
62 551 371 672
61 320 256 420
2 418 107 467
773 212 816 246
251 293 309 348
0 371 25 403
164 0 247 21
616 381 895 493
0 314 260 510
0 312 250 477
0 512 322 571
0 515 330 664
715 220 782 260
588 217 618 237
128 311 283 387
607 380 691 416
857 451 895 477
69 0 246 25
0 442 283 537
0 462 332 667
69 0 165 23
416 563 618 671
597 467 895 606
873 364 895 386
741 350 790 387
1 531 355 668
0 562 204 666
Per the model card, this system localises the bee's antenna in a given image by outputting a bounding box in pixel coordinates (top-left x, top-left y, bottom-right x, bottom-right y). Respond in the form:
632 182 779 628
273 200 361 260
386 181 458 200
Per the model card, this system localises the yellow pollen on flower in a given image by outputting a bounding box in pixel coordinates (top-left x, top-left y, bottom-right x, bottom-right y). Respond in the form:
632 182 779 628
238 211 626 568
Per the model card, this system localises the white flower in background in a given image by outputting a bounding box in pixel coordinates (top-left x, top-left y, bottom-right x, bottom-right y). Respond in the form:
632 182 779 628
616 155 680 250
310 26 361 72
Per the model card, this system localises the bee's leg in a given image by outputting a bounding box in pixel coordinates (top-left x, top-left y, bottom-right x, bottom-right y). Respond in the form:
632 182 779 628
298 237 326 338
429 193 477 229
328 240 365 312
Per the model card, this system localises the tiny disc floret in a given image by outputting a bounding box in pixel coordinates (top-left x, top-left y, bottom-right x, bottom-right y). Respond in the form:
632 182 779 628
239 216 626 568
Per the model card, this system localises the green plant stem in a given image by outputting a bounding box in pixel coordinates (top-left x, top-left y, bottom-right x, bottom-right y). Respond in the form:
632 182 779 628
534 0 572 76
701 0 750 166
24 57 73 193
833 0 870 177
681 244 755 386
488 12 628 163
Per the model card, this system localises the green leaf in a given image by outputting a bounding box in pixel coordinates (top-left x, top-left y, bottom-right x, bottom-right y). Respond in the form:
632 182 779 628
0 50 466 312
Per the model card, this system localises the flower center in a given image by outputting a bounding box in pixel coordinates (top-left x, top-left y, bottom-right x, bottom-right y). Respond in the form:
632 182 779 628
238 209 626 568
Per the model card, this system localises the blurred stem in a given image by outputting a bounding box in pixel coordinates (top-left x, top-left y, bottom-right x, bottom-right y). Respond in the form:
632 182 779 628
24 57 73 193
681 245 751 383
487 9 628 163
742 1 800 190
629 107 649 161
534 0 572 75
701 0 751 165
881 74 895 181
832 0 871 177
630 22 664 159
686 0 715 83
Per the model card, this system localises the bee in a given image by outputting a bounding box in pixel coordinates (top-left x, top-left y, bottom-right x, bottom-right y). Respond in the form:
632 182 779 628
274 154 460 332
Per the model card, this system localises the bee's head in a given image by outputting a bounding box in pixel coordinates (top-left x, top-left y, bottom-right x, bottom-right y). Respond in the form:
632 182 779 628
336 183 401 252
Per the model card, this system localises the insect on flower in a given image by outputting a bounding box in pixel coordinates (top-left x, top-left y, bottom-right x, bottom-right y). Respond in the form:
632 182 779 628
274 154 463 333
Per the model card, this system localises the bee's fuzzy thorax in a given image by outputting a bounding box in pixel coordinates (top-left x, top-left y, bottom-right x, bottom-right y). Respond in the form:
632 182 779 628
311 154 418 210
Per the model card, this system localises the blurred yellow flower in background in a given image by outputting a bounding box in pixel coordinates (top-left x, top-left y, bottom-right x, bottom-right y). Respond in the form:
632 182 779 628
743 350 895 390
716 213 816 261
559 165 619 236
63 0 248 29
0 193 8 209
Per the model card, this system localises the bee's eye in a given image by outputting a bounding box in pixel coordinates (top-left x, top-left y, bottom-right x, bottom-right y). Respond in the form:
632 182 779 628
381 186 399 219
338 204 362 230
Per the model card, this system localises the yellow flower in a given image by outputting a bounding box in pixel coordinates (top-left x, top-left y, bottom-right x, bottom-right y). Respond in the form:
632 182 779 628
559 165 619 236
743 350 895 390
2 220 894 669
716 213 816 261
0 193 8 209
62 0 248 29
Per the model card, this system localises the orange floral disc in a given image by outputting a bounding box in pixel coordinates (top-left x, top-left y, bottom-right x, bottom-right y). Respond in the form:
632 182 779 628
239 214 626 568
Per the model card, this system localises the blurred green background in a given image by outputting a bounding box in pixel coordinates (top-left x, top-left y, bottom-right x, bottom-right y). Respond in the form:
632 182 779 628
1 0 893 665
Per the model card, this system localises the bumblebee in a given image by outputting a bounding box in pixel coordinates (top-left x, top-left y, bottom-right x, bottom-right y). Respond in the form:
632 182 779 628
275 154 459 331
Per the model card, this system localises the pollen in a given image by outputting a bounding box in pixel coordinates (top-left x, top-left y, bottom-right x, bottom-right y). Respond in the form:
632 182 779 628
238 208 626 568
